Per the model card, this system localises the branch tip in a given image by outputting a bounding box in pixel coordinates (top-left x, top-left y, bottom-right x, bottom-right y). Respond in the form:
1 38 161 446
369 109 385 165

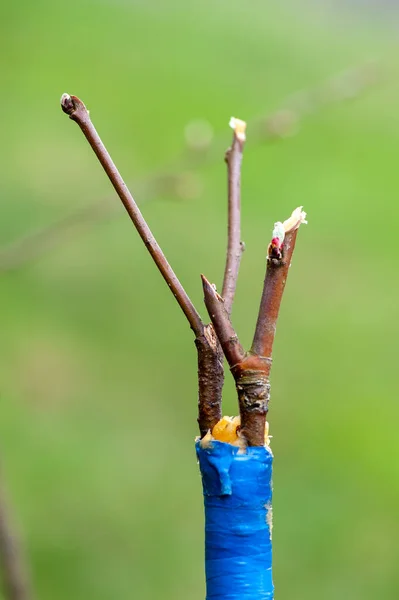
60 93 87 118
253 207 305 357
268 206 307 260
229 117 247 142
60 93 75 115
201 274 223 303
282 206 307 233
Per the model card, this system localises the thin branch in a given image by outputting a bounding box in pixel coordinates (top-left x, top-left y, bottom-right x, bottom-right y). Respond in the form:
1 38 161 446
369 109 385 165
221 118 246 315
251 207 307 357
60 94 203 338
0 467 33 600
201 275 245 367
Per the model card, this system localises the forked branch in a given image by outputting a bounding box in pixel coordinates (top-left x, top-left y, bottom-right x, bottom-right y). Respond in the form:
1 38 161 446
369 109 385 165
60 94 307 447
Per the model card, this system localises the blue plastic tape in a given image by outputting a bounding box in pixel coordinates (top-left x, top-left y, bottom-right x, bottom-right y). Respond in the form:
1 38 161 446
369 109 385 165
196 440 274 600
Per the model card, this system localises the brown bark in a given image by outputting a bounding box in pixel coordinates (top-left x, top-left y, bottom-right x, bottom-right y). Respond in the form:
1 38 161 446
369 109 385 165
230 354 272 446
251 229 299 357
195 326 224 437
222 132 245 316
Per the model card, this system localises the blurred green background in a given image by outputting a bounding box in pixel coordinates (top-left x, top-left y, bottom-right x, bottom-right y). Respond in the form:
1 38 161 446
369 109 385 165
1 1 399 598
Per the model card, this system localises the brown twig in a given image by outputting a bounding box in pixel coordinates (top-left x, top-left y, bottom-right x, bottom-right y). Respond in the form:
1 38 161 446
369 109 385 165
221 119 246 315
250 230 298 357
234 208 307 445
252 207 306 357
0 468 33 600
61 94 203 337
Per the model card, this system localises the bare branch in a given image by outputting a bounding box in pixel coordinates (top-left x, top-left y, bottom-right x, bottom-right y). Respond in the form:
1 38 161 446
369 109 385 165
251 207 307 357
221 118 246 315
201 275 244 368
0 467 33 600
60 94 203 337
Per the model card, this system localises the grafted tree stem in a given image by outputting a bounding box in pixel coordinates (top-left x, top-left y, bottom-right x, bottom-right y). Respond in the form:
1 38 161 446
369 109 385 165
61 94 306 446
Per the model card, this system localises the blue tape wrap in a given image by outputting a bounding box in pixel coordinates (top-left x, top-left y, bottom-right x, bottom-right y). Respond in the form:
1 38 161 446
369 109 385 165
196 440 274 600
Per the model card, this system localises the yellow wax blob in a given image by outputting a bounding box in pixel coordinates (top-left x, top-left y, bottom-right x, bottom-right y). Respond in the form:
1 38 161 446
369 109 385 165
211 416 270 447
